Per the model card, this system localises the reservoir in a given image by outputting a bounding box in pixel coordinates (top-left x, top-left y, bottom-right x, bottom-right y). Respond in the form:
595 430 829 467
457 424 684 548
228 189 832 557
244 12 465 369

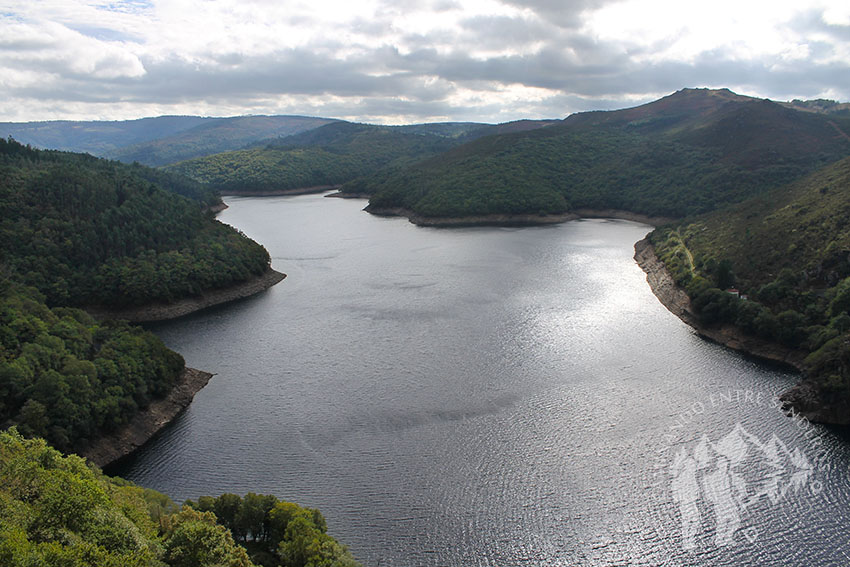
116 194 850 566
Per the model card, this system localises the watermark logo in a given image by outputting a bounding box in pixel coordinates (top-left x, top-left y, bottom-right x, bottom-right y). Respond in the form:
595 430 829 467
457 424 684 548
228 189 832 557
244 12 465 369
654 388 828 552
670 422 814 549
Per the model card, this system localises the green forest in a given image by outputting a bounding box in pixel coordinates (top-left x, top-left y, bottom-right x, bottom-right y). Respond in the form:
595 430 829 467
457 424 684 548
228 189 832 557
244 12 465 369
357 128 750 218
0 136 275 450
0 429 359 567
0 284 183 454
0 137 271 307
352 90 850 220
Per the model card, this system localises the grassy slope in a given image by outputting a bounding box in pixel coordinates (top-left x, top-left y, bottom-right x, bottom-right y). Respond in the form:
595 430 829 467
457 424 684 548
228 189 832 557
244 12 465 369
669 156 850 292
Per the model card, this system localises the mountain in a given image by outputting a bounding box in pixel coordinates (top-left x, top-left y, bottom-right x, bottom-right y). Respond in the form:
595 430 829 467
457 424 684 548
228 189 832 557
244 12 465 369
108 115 337 166
0 115 336 166
166 119 556 194
0 137 272 308
0 115 211 156
649 155 850 422
355 88 850 220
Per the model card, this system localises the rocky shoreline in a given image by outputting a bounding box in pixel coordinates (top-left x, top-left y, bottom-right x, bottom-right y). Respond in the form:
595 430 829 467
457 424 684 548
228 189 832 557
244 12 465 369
632 238 849 424
364 205 674 227
325 191 370 199
81 367 213 468
571 208 675 226
78 268 288 466
634 238 807 369
85 268 286 323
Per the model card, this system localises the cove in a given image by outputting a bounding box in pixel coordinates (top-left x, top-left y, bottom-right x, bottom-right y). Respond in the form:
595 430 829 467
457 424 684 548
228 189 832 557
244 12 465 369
114 194 850 566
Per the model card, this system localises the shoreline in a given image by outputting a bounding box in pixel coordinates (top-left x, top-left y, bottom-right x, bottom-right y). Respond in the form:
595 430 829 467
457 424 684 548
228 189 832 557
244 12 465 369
221 185 341 197
364 205 675 227
85 268 286 323
81 367 213 468
633 238 807 370
632 238 849 424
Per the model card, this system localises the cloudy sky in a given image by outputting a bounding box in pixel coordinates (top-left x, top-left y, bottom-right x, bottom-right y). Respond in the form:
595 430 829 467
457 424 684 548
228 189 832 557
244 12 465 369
1 0 849 124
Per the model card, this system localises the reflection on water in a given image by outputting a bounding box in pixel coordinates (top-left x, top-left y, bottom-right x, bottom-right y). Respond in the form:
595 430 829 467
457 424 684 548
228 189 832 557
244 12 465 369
115 194 850 566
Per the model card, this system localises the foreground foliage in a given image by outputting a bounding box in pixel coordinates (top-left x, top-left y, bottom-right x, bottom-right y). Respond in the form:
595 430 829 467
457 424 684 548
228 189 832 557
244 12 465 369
0 429 357 567
185 493 359 567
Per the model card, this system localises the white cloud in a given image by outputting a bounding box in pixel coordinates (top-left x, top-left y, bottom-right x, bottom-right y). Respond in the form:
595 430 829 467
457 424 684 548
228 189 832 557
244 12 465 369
583 0 813 63
0 17 145 84
0 0 848 122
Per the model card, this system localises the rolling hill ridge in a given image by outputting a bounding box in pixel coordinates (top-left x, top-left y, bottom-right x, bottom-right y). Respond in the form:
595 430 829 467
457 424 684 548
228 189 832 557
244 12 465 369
165 119 557 195
352 88 850 221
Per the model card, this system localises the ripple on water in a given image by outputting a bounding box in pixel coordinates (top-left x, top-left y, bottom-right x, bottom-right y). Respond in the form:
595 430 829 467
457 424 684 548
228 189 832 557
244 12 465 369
115 197 850 566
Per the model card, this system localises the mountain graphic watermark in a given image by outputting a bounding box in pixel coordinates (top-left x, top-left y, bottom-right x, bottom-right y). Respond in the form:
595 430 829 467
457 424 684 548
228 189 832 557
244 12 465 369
670 422 816 549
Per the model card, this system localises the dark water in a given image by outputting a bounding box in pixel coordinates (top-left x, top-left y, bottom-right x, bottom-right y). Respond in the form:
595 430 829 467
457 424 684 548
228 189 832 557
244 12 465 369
116 194 850 566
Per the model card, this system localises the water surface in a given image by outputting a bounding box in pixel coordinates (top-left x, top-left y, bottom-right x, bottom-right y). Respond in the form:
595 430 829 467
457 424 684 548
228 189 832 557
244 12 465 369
117 194 850 566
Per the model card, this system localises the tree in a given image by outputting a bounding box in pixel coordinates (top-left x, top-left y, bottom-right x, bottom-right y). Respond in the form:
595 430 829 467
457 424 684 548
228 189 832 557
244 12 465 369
213 493 244 541
161 507 254 567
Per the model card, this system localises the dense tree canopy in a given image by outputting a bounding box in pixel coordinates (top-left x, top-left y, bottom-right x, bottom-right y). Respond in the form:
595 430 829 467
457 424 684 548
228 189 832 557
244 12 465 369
165 121 504 194
0 137 270 307
186 493 359 567
0 138 275 451
354 92 850 219
0 284 184 453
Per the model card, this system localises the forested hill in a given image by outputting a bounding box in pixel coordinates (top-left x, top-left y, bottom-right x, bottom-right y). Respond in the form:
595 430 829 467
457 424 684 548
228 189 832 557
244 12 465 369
165 119 556 195
0 137 271 308
650 156 850 421
0 283 186 453
0 137 277 452
355 88 850 219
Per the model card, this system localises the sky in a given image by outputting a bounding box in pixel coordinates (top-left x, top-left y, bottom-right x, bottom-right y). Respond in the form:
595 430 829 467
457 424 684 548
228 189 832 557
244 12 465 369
1 0 849 124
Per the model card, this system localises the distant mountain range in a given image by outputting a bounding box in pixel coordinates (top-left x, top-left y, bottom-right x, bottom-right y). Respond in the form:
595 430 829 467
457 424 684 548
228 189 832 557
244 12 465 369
0 115 337 166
